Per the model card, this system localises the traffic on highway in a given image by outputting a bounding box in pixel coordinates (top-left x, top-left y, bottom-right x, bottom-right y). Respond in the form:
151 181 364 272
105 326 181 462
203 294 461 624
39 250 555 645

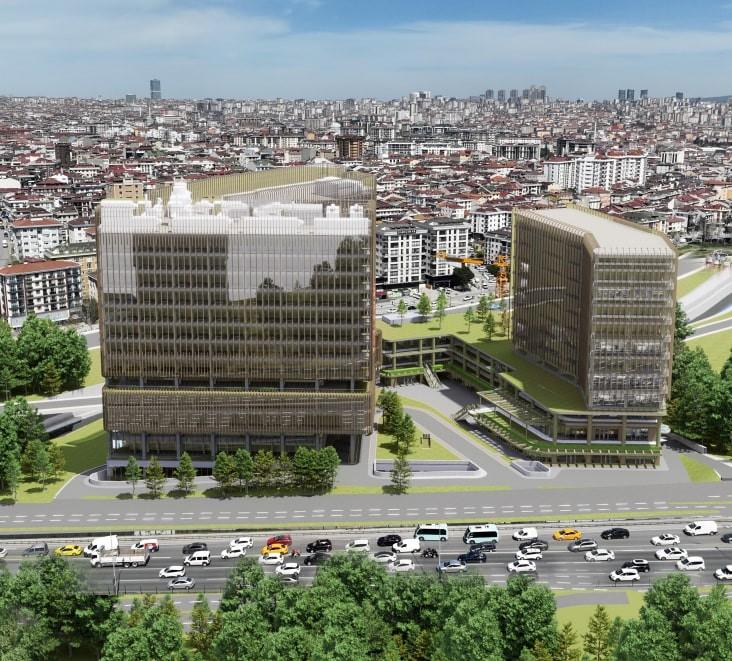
1 519 732 595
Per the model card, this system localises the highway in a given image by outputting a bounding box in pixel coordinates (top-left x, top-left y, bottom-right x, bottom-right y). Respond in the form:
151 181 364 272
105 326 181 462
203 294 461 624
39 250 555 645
2 522 731 596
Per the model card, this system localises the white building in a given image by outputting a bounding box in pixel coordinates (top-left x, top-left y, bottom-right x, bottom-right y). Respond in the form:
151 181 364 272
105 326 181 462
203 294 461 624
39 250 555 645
543 151 647 192
375 222 427 286
10 218 63 259
469 205 512 235
425 217 471 280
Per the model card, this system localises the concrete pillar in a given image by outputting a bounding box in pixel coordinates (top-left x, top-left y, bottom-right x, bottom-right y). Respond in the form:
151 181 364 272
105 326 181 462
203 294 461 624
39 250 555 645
587 416 593 445
245 434 251 452
552 415 559 445
210 433 216 458
620 417 627 445
175 433 181 460
280 434 285 455
348 434 359 464
141 433 147 461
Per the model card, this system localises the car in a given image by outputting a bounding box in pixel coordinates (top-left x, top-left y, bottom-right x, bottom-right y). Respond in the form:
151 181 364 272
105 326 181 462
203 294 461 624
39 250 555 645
437 560 467 574
512 527 539 541
622 559 651 573
184 551 211 567
553 528 582 541
131 539 159 553
22 543 49 557
54 544 84 557
507 559 537 573
609 568 640 583
372 551 398 564
345 539 370 553
601 528 629 540
377 534 402 547
651 533 680 546
221 546 247 559
388 558 416 573
714 565 732 580
159 565 186 578
260 543 289 556
279 575 300 584
393 539 420 554
515 548 543 561
182 542 207 555
168 577 195 591
518 539 549 552
275 562 301 577
676 556 705 571
259 553 284 565
229 536 254 549
0 547 7 559
472 542 498 553
569 539 598 552
267 534 293 546
458 550 488 564
683 521 717 536
721 532 732 544
306 539 332 553
303 552 331 566
655 547 688 561
585 549 616 562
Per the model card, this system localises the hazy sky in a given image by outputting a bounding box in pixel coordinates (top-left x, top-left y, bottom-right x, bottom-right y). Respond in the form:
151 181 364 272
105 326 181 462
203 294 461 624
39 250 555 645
1 0 731 100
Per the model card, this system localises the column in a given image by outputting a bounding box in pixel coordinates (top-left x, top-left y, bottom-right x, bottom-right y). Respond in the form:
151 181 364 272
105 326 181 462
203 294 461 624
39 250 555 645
620 417 627 445
586 416 593 445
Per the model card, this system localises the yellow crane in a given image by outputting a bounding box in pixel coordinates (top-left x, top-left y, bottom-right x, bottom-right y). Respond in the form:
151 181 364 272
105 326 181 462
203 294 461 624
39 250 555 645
493 254 510 299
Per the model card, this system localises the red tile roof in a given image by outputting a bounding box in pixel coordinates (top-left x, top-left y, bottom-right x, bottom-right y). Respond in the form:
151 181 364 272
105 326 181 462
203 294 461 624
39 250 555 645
0 260 79 276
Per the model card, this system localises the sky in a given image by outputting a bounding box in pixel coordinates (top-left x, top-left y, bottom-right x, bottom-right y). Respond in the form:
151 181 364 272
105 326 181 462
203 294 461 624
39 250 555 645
1 0 732 100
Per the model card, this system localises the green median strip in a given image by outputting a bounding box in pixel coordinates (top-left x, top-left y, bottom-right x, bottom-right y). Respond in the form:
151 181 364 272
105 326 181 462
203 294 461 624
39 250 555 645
678 455 721 483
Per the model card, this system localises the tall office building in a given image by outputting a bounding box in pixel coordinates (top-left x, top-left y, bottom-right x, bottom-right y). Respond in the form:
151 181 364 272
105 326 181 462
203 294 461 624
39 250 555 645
497 89 506 102
675 91 684 101
512 206 676 412
150 78 161 100
626 88 635 102
485 89 494 100
509 89 519 101
618 89 626 102
98 167 375 474
640 89 648 100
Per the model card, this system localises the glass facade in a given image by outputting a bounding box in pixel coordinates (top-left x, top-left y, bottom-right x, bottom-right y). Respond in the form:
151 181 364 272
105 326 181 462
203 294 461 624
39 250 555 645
99 167 375 467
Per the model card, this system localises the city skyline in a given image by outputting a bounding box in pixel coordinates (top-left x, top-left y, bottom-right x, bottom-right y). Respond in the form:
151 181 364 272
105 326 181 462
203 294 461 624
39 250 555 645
1 0 732 100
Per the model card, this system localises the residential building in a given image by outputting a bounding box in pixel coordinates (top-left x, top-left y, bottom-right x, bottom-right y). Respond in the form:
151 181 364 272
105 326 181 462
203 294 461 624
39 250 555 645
10 217 63 259
45 241 97 299
425 217 470 282
469 206 512 235
98 167 375 474
0 260 82 328
107 178 145 201
375 221 426 286
336 135 365 161
543 151 647 192
484 227 511 262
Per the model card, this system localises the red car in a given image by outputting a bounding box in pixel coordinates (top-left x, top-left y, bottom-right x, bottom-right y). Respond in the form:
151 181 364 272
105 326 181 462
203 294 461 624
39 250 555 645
267 534 293 547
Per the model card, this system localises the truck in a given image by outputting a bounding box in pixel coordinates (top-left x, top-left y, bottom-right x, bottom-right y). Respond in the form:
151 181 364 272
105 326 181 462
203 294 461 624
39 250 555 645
89 551 149 568
84 535 119 557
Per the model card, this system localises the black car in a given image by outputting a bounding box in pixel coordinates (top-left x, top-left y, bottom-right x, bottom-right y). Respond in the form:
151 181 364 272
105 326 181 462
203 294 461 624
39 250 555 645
518 539 549 551
601 527 630 540
303 552 331 566
377 534 402 547
182 542 208 555
622 559 650 573
458 551 487 564
471 542 497 553
306 539 332 553
721 532 732 544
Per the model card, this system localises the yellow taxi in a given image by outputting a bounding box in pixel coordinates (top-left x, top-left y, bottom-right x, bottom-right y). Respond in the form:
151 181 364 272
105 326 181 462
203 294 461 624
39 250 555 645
54 544 84 557
260 543 289 556
552 528 582 541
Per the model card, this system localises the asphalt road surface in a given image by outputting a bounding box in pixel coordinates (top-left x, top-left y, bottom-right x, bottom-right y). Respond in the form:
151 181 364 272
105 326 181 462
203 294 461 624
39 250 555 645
2 522 731 596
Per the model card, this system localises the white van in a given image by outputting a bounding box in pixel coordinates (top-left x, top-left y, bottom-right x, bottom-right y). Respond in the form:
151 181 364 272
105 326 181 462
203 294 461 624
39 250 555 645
684 521 717 536
84 535 119 557
184 550 211 566
393 539 420 554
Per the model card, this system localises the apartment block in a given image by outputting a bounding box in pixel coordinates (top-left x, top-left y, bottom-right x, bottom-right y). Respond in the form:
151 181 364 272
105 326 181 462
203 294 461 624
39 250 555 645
425 217 471 281
45 241 97 299
10 217 63 259
543 151 647 192
375 221 426 286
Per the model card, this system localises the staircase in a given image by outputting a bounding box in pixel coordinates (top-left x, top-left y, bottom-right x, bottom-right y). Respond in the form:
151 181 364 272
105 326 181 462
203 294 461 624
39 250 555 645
423 363 442 389
453 403 479 422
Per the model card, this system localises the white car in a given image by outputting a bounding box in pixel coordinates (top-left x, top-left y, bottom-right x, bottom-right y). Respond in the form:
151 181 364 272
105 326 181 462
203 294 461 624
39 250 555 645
714 565 732 580
507 559 537 573
372 551 397 564
345 539 370 553
392 539 420 554
259 553 284 565
655 547 688 561
609 568 640 583
221 546 247 559
512 527 538 541
585 549 615 562
651 533 680 546
159 565 186 578
515 548 543 561
0 547 7 559
388 558 416 573
275 562 301 577
229 536 254 549
676 556 705 571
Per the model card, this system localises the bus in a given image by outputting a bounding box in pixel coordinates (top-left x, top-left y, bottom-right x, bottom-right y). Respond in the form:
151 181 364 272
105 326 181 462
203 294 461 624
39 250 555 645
414 523 449 542
463 524 499 545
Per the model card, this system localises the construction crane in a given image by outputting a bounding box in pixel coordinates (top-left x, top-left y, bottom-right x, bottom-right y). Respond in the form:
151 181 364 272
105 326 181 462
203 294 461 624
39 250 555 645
435 251 484 266
493 254 510 299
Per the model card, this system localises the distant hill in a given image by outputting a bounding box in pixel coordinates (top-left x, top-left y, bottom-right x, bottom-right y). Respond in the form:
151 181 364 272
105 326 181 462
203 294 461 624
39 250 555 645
701 94 732 102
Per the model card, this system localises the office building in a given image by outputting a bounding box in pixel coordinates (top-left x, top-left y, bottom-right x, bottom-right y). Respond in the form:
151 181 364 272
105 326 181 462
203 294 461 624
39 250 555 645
497 89 506 102
125 94 137 103
675 91 684 101
98 167 375 474
509 89 519 101
626 88 635 102
485 89 494 100
618 89 626 102
640 89 648 100
150 79 161 100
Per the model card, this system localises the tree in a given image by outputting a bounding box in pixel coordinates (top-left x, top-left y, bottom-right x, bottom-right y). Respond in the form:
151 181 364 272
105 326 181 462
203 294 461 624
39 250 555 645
318 446 340 492
292 446 317 492
39 360 62 397
144 455 166 499
390 451 412 494
641 573 700 641
189 594 221 655
53 329 91 391
234 448 254 490
0 397 47 453
583 605 613 661
125 456 141 497
436 601 503 660
450 265 474 290
476 294 489 320
417 293 432 320
173 451 196 495
378 389 404 434
0 321 29 398
252 449 275 486
483 313 497 341
21 439 50 484
463 306 474 331
213 451 237 496
614 607 681 661
47 443 65 481
397 299 407 325
4 453 21 500
393 413 417 455
674 302 692 351
555 621 581 661
435 290 448 328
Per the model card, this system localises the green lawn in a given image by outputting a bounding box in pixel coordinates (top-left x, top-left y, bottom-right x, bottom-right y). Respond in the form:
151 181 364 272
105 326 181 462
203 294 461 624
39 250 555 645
678 454 720 483
84 347 103 387
378 309 508 342
557 591 645 639
691 309 732 328
376 431 459 461
687 329 732 371
1 419 106 504
677 268 716 298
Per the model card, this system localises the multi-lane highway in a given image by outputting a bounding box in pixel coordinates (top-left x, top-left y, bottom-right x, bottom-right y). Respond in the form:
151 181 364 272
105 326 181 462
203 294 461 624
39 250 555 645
2 521 731 596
